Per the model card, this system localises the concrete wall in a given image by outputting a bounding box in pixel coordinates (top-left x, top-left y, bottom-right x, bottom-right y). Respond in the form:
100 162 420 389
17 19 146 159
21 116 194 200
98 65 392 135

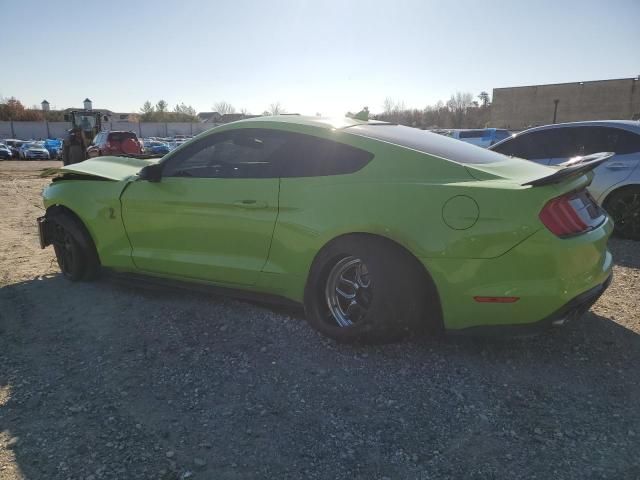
491 77 640 129
0 121 215 140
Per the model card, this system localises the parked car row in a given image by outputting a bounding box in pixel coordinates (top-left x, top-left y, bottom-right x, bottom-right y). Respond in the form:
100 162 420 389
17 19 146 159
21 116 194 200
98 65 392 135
84 132 195 159
1 138 63 160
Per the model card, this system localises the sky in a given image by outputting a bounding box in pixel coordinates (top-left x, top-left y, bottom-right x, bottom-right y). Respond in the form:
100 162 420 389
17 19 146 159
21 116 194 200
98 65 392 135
1 0 639 117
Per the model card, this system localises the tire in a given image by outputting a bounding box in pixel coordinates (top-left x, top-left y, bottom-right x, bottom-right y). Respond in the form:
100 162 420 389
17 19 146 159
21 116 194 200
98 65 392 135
49 211 100 281
304 235 441 343
604 187 640 240
65 145 85 165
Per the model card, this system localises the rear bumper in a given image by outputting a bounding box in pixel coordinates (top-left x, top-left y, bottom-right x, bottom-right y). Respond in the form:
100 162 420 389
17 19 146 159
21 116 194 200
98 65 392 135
423 215 614 331
451 274 612 336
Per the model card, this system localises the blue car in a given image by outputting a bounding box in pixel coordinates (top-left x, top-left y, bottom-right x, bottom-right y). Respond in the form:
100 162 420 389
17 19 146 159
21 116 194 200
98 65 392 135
143 140 170 156
441 128 512 148
44 139 63 159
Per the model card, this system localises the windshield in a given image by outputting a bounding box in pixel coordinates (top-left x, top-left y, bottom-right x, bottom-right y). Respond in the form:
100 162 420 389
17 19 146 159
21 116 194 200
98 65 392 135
75 114 97 129
347 124 507 164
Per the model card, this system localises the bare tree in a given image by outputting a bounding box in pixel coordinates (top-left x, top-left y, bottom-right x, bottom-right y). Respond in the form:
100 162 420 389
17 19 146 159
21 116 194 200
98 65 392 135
213 101 236 115
267 102 285 115
446 92 474 128
382 97 405 122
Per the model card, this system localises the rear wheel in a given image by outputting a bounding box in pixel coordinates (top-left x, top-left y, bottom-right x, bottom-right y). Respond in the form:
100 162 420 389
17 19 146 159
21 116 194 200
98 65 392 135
605 187 640 240
304 235 441 343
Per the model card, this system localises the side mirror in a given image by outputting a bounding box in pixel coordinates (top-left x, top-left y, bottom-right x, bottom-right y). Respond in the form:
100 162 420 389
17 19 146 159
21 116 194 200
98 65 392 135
139 163 162 182
63 114 70 122
103 115 109 122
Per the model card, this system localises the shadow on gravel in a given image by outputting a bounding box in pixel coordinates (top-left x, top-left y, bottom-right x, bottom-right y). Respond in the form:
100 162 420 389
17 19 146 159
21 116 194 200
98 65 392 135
1 273 639 479
608 237 640 269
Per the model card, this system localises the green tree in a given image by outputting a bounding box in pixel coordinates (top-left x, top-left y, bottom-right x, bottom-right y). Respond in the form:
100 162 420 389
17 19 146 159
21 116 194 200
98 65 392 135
139 100 155 121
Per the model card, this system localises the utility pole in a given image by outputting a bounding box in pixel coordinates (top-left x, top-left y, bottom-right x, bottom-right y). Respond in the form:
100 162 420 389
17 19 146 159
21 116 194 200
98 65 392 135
552 99 560 124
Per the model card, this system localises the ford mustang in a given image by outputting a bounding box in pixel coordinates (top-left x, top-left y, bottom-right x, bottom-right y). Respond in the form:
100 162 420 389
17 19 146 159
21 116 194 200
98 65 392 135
38 116 613 342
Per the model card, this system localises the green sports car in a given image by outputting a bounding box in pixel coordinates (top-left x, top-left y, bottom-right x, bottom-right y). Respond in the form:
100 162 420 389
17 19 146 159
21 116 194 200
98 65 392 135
38 116 613 342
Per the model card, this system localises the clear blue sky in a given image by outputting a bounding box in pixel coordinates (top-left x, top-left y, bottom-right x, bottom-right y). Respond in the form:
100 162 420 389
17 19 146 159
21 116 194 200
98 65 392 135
2 0 638 116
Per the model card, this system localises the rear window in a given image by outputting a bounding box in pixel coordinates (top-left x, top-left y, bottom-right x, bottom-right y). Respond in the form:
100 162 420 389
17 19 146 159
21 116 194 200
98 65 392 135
347 124 506 164
458 130 486 139
108 132 137 142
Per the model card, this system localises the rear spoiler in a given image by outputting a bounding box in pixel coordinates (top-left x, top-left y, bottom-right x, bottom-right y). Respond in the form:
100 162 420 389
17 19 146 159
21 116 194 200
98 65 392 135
522 152 614 187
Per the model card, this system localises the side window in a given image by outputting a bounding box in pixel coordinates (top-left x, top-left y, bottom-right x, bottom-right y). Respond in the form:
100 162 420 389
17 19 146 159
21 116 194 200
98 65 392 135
573 127 611 156
613 129 640 154
495 131 549 159
541 128 578 158
491 136 516 156
162 129 287 179
572 126 640 155
278 133 373 177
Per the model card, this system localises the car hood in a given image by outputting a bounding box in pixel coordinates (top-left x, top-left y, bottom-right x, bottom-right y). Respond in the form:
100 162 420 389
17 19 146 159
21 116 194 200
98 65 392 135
58 156 161 181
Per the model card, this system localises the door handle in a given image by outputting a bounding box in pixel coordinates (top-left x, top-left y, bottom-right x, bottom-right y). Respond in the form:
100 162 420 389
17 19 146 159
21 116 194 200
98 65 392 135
233 200 268 209
605 162 629 170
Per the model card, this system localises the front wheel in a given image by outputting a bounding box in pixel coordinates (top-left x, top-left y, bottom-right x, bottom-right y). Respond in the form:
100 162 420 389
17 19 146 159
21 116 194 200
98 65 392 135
304 235 441 343
605 187 640 240
50 212 100 281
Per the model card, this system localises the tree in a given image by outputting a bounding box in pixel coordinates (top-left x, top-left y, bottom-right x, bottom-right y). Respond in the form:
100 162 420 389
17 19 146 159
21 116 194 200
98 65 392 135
0 97 43 121
446 92 474 128
213 101 235 115
267 102 285 115
172 102 198 122
156 100 168 113
139 100 155 121
478 91 490 107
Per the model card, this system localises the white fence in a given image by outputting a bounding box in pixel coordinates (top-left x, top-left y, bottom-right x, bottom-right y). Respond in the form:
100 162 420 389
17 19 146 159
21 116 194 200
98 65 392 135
0 121 215 140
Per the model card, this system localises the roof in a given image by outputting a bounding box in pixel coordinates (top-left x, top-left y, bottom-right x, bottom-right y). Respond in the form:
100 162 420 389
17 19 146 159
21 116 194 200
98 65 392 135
517 120 640 134
493 76 640 91
234 115 389 130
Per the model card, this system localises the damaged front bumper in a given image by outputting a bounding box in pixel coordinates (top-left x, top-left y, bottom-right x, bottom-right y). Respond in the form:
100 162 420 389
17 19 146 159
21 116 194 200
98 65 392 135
37 216 53 249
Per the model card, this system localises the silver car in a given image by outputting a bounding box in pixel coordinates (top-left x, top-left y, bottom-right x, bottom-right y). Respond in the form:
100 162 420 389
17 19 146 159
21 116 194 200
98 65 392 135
490 121 640 239
19 142 50 160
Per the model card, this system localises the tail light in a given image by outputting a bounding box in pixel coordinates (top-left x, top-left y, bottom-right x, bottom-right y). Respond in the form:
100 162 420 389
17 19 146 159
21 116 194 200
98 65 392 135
539 189 605 237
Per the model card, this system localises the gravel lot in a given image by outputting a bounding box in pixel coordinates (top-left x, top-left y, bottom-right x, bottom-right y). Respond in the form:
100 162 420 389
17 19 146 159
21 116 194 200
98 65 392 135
1 160 639 480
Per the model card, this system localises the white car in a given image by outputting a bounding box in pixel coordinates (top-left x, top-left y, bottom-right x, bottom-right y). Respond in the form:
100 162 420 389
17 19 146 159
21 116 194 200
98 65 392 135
19 142 50 160
490 120 640 240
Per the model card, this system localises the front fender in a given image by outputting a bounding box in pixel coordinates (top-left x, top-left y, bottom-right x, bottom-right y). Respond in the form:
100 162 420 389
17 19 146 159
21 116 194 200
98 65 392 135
42 179 135 270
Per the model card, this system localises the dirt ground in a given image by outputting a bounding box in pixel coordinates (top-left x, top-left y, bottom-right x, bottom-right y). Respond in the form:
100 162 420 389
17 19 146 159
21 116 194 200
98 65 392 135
1 160 639 479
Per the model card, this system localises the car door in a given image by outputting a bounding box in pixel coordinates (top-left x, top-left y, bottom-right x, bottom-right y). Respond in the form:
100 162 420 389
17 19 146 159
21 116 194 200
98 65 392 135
120 128 286 286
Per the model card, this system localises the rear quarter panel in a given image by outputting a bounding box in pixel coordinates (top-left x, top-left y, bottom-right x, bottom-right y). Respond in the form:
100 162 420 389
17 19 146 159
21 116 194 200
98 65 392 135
262 134 558 302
